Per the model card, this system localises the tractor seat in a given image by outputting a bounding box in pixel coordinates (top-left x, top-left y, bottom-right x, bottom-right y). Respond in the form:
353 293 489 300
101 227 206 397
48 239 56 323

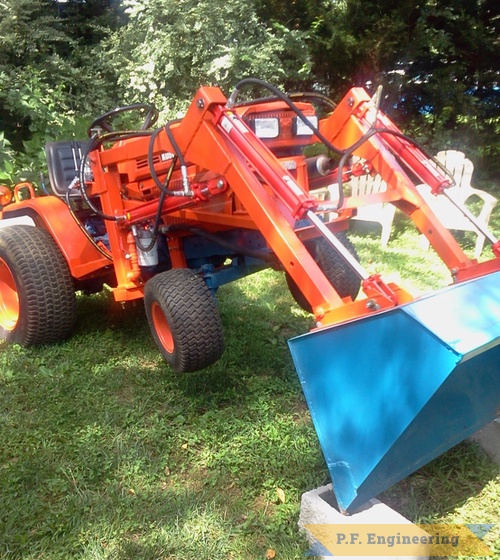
45 141 91 198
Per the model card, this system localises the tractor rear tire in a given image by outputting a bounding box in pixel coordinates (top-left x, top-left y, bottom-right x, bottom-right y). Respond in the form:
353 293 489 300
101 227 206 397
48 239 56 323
0 225 77 345
286 231 361 313
144 268 224 373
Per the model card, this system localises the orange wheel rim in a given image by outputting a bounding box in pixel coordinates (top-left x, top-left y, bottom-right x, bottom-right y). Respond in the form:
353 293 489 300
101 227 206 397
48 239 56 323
0 257 19 330
151 301 174 354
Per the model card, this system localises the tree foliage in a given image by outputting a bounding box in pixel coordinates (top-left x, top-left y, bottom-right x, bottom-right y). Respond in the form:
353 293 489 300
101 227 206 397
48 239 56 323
255 0 499 179
0 0 498 185
103 0 311 116
0 0 120 180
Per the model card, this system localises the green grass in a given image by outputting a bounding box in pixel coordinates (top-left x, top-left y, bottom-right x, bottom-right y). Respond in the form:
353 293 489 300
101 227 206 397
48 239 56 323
1 210 500 559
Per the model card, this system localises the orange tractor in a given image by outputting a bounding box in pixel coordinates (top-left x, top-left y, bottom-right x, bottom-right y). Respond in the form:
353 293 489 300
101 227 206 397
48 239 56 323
1 78 499 512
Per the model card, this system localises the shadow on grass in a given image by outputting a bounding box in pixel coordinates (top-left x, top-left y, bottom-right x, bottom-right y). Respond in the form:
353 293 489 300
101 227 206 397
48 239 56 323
0 270 324 559
2 268 498 559
72 271 311 405
378 440 500 522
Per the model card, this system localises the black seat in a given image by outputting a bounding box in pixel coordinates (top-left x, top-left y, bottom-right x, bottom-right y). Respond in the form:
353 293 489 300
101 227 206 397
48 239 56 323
45 141 90 197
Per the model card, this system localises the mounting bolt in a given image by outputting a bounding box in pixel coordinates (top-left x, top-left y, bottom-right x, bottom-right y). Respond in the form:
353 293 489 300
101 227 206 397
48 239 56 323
196 98 205 109
366 299 380 311
347 97 355 107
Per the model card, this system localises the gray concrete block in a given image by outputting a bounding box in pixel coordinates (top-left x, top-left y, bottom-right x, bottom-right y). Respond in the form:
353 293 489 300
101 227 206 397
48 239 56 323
469 419 500 466
298 484 429 559
299 419 500 558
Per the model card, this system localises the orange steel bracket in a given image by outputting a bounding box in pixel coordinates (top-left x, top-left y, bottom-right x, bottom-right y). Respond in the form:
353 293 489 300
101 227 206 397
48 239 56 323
319 88 487 273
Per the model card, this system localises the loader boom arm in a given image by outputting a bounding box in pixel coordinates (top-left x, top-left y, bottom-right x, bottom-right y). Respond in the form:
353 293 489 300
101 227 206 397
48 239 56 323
88 85 499 324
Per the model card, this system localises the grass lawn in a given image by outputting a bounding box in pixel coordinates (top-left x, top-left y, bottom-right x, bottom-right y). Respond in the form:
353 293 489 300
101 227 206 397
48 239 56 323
1 210 499 559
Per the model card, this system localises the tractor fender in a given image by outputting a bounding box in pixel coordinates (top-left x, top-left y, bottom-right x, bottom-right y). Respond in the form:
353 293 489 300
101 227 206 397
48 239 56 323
0 213 36 229
1 195 110 279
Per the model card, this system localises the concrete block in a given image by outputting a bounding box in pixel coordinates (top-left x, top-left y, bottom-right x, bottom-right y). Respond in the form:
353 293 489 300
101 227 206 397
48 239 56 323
469 419 500 466
299 420 500 558
298 484 429 559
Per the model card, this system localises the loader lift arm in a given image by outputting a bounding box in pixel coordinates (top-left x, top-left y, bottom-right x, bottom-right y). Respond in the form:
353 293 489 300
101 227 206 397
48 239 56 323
89 80 499 325
318 87 500 272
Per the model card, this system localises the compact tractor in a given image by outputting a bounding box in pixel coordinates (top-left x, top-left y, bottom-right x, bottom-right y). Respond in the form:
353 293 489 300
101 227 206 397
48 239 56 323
1 78 499 512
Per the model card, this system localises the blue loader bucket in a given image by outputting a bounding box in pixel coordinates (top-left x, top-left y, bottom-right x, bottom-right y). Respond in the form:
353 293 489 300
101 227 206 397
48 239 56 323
288 270 500 513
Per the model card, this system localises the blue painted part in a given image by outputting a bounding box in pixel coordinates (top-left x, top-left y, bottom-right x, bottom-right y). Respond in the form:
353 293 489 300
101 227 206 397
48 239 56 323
305 540 334 557
178 228 273 293
288 271 500 513
201 259 269 293
466 524 496 539
182 228 270 262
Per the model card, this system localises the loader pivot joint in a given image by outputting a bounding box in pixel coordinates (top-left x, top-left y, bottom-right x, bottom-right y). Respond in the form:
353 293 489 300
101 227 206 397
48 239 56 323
362 273 398 305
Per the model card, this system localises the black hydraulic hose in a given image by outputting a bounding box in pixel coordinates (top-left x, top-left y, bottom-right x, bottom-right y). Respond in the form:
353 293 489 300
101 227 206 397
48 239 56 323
81 126 178 251
227 78 344 156
288 92 337 113
134 156 178 254
78 130 154 221
227 78 457 210
371 127 456 186
64 126 176 256
332 89 385 209
140 145 180 253
334 128 379 209
64 184 113 261
134 190 167 254
164 120 187 168
164 120 192 195
227 78 359 210
40 173 51 196
333 126 456 208
148 126 185 196
233 92 336 114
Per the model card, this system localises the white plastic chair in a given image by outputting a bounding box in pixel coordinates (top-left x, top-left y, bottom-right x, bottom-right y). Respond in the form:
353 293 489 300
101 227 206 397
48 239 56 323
345 173 396 247
416 150 497 259
319 171 396 247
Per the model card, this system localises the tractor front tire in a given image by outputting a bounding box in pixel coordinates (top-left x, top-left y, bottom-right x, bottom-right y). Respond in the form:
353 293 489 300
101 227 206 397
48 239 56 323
0 225 77 345
286 231 361 313
144 268 224 373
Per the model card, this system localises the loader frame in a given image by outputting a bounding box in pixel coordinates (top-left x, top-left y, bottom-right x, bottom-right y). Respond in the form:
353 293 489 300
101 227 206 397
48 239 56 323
1 79 499 512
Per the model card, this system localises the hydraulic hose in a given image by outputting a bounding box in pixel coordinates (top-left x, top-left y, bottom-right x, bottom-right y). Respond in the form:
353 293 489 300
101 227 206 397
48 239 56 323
227 78 343 156
371 126 456 186
227 78 457 211
64 183 113 261
233 91 336 114
78 129 153 221
148 125 188 196
164 121 192 195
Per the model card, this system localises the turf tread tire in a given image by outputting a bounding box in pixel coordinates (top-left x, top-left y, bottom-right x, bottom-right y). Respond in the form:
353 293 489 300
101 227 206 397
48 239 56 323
144 268 224 373
0 225 77 345
286 231 361 313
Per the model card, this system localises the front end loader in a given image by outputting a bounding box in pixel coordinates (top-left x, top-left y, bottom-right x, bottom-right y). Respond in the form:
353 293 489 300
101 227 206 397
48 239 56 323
0 79 498 513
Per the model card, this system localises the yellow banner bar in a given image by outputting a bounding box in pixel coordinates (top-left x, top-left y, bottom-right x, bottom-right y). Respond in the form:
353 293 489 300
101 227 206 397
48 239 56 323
304 523 494 556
